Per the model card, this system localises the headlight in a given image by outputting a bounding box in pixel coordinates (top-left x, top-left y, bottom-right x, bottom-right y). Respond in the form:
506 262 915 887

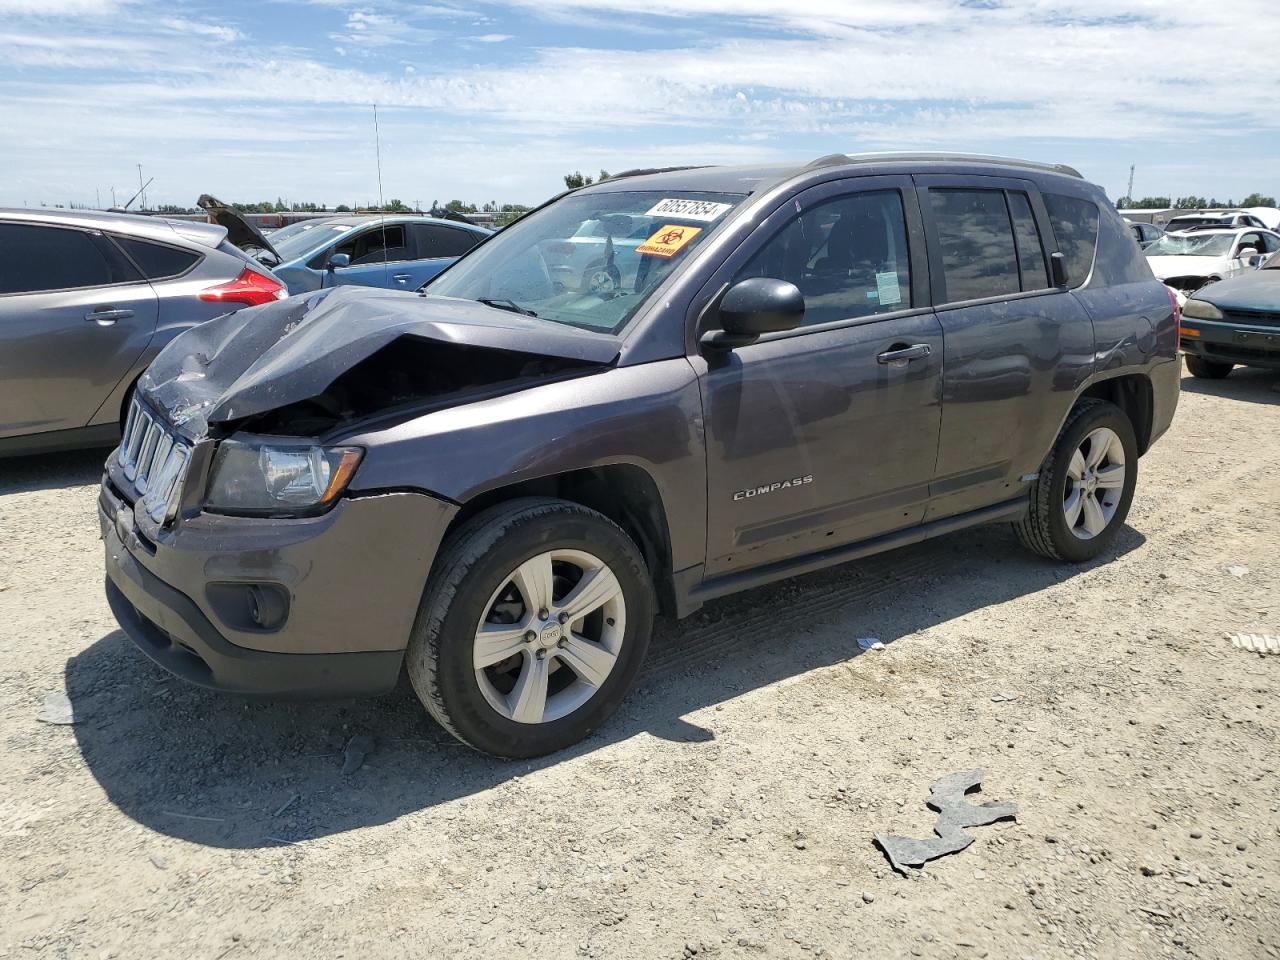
205 439 363 516
1181 298 1223 320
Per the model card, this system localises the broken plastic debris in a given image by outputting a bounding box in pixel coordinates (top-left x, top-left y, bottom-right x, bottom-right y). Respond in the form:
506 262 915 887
874 768 1017 875
856 638 885 652
36 691 77 725
1231 633 1279 655
990 692 1019 703
341 735 375 775
1226 565 1250 578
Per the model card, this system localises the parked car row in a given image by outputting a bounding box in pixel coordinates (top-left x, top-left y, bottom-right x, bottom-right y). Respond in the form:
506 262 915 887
0 205 491 456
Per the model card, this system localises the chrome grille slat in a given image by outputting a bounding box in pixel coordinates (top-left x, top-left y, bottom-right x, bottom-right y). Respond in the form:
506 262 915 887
117 396 192 523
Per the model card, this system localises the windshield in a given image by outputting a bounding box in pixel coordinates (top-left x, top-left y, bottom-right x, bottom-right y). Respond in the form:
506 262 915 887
1146 233 1234 257
426 190 746 333
270 222 358 262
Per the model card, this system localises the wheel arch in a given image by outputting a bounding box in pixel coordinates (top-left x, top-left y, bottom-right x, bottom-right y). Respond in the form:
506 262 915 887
1077 372 1154 454
443 462 677 617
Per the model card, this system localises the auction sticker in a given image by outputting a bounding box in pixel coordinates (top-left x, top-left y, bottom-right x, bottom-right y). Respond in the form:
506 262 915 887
636 224 703 258
643 198 732 222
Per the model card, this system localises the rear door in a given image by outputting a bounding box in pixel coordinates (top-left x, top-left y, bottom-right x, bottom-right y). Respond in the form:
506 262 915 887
700 176 944 576
915 176 1095 520
0 222 159 439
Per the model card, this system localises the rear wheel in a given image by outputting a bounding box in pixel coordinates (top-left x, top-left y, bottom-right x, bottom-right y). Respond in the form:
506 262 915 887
406 498 654 758
1016 399 1138 563
1185 355 1233 379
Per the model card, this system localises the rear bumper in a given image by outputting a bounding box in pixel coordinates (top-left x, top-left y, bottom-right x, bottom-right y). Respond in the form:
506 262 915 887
1182 318 1280 369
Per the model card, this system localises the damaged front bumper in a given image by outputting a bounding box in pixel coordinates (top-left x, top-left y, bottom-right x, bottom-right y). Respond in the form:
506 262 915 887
100 457 457 697
1180 316 1280 369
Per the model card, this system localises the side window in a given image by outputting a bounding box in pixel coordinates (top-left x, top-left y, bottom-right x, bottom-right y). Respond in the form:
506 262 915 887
1044 194 1100 288
1261 233 1280 253
734 189 911 327
335 224 409 265
112 236 200 280
1008 192 1048 290
0 223 134 295
929 189 1020 302
1237 232 1262 255
411 224 483 259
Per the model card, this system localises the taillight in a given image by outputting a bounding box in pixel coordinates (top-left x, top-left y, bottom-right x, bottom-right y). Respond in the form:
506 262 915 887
1165 284 1181 342
199 268 287 307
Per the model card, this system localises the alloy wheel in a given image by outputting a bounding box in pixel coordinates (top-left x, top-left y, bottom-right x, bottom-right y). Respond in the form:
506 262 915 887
473 549 626 724
1063 426 1126 540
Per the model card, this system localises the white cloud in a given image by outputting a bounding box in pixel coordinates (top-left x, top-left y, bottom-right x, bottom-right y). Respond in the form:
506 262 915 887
157 17 241 43
1 0 1277 206
0 0 120 13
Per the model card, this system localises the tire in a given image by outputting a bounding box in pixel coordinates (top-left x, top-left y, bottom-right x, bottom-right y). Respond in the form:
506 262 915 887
1015 399 1138 563
1185 355 1233 379
406 497 655 758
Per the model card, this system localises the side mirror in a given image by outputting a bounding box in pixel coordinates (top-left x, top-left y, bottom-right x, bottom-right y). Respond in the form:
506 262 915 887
702 277 805 349
1236 246 1258 261
1050 251 1070 287
327 253 350 271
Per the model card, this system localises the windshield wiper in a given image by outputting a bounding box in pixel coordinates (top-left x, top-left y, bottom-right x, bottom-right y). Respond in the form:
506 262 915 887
477 297 538 317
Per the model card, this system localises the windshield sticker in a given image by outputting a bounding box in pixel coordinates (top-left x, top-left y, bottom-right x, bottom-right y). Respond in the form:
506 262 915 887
644 198 733 222
636 224 703 258
876 271 902 306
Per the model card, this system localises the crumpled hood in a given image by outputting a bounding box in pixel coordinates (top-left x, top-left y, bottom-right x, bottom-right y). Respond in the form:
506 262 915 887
1145 254 1224 280
139 286 621 437
1195 267 1280 312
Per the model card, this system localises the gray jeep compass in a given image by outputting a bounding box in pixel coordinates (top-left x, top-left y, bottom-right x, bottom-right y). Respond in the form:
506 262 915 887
100 154 1180 757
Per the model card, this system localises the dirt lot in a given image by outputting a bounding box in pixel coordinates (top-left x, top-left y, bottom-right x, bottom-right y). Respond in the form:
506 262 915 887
2 367 1278 960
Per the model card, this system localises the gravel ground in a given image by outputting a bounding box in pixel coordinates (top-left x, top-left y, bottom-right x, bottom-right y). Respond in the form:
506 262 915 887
2 367 1278 960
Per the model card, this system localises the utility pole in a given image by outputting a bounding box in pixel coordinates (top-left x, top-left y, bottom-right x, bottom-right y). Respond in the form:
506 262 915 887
110 186 117 207
137 164 145 211
1126 164 1135 204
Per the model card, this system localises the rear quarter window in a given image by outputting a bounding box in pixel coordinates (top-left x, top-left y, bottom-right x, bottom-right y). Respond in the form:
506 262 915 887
112 235 201 280
1044 194 1099 288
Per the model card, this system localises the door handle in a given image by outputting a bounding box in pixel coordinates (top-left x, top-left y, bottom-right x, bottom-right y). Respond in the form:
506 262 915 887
393 274 411 283
84 307 134 324
877 343 931 365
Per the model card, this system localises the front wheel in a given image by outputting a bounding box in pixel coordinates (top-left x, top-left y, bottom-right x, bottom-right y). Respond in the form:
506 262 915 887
406 498 654 758
1185 355 1233 379
1015 399 1138 563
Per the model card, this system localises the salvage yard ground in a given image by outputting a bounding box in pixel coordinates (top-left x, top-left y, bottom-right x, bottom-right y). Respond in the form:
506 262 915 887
1 368 1278 960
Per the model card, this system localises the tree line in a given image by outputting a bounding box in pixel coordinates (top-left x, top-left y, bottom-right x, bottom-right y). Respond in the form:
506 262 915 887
1114 192 1276 209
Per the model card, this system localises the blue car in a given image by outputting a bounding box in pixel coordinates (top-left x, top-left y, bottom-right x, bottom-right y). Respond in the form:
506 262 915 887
199 199 491 295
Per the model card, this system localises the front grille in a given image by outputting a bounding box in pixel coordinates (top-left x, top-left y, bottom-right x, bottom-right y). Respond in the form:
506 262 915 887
1223 308 1280 328
1205 342 1280 363
118 397 191 522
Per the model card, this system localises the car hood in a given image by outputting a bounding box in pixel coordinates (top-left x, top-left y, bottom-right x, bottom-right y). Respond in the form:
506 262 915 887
1194 268 1280 311
138 286 622 437
196 194 281 263
1145 254 1225 279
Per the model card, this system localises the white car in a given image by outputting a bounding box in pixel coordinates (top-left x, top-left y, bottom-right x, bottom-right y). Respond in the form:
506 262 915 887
1144 226 1280 298
1162 211 1270 233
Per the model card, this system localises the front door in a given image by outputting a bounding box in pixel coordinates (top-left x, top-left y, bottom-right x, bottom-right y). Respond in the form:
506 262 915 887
700 178 944 577
0 222 158 439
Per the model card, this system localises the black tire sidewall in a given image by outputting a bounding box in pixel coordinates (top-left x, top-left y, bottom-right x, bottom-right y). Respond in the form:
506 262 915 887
417 505 653 758
1042 404 1138 563
1185 355 1233 379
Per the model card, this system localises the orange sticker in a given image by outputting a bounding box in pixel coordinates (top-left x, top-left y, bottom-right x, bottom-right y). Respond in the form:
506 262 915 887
636 224 702 258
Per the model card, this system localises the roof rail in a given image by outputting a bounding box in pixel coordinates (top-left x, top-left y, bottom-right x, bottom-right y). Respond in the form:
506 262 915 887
606 165 710 181
804 152 1083 179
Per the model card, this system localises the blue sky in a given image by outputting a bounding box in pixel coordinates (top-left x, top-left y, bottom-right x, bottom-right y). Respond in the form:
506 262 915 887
2 0 1277 210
